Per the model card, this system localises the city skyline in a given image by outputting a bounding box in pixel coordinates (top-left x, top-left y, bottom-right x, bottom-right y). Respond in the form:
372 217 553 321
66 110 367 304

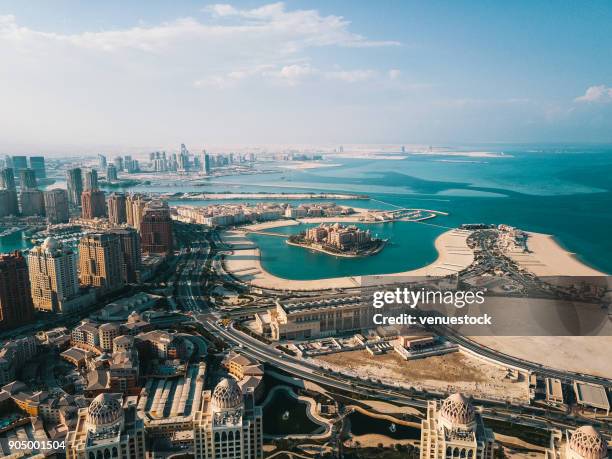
1 1 612 154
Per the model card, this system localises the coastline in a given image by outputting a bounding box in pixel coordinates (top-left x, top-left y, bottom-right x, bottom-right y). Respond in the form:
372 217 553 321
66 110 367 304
285 239 387 258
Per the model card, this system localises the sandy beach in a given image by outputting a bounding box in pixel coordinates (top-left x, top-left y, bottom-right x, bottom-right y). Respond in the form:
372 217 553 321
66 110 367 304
505 231 608 276
221 219 474 291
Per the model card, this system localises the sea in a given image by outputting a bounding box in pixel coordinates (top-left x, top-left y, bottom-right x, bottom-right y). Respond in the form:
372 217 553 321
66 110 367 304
2 144 611 279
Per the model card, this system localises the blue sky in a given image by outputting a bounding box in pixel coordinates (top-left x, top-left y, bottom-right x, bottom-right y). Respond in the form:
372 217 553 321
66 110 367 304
1 1 611 153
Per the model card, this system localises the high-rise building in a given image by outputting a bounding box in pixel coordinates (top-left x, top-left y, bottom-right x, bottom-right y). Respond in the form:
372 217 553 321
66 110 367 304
547 425 609 459
29 156 46 179
27 238 79 312
19 168 38 190
193 378 263 459
1 167 16 190
114 156 124 171
67 168 83 206
107 164 118 181
84 169 98 191
140 201 174 255
43 189 70 224
204 153 211 175
10 156 28 174
98 154 107 169
0 252 35 330
126 194 148 231
420 393 495 459
19 189 45 216
81 189 107 219
78 233 125 291
66 393 146 459
0 190 19 217
113 228 141 283
107 193 127 224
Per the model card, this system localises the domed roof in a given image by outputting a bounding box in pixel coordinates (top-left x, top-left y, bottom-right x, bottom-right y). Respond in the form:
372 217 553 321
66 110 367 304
86 393 123 429
211 378 242 410
127 311 142 323
440 393 475 426
41 237 59 252
569 426 608 459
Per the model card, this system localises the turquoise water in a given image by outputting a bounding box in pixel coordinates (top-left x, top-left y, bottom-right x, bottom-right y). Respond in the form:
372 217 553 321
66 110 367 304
248 222 446 280
4 146 611 276
0 231 32 253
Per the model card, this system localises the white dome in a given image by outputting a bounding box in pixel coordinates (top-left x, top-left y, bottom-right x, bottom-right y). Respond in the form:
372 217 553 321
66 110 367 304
569 426 608 459
440 393 475 426
86 393 123 430
211 378 242 410
41 237 59 252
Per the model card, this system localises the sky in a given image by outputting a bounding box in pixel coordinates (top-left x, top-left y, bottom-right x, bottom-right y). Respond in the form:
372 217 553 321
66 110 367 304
1 0 612 154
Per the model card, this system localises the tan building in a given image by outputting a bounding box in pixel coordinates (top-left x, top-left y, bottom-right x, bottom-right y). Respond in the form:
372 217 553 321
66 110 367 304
193 378 263 459
66 393 146 459
27 237 79 312
420 393 495 459
547 425 609 459
78 233 125 292
269 296 372 340
107 193 127 225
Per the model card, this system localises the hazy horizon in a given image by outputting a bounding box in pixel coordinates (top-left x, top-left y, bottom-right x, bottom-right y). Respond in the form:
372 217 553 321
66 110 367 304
1 1 612 153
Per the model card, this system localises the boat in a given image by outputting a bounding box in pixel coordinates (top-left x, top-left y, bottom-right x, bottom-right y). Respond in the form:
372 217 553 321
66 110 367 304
0 227 23 238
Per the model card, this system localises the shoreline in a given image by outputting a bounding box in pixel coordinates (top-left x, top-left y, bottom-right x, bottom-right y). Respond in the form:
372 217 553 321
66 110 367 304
285 239 387 258
172 192 368 201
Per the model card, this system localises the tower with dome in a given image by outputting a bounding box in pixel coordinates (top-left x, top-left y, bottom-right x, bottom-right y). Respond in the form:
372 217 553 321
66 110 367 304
547 425 610 459
193 377 263 459
420 393 496 459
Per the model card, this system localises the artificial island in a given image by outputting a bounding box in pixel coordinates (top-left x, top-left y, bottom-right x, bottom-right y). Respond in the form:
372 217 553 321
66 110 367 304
287 223 387 257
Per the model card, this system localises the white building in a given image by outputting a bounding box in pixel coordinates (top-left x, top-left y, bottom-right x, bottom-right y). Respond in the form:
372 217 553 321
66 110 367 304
66 393 146 459
420 393 495 459
193 378 263 459
27 237 79 312
547 425 610 459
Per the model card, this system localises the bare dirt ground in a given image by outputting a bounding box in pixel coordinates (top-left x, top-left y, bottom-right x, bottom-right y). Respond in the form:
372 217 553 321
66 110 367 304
316 350 529 402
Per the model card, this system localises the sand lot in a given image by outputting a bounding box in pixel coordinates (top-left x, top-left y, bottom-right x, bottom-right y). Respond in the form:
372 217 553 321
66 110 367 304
316 350 529 402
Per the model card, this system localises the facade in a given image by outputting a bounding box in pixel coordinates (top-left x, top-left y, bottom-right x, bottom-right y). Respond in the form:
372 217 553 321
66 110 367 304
78 233 125 292
0 252 35 330
547 425 609 459
114 228 141 283
43 188 70 224
107 193 127 224
0 167 16 190
29 156 46 179
420 393 495 459
67 168 83 206
0 189 19 216
193 378 263 459
107 164 118 181
19 168 38 190
140 201 174 255
20 189 45 216
126 194 148 230
84 169 99 191
82 189 107 219
27 237 79 312
10 156 28 174
66 393 146 459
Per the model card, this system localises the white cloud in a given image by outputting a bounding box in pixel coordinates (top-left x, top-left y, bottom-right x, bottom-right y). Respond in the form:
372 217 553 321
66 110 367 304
325 69 377 83
388 69 401 80
574 85 612 103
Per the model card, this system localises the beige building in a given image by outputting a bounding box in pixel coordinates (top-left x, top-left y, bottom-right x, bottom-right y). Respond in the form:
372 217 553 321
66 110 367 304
78 233 125 292
193 378 263 459
66 393 146 459
27 237 79 312
547 425 609 459
420 393 495 459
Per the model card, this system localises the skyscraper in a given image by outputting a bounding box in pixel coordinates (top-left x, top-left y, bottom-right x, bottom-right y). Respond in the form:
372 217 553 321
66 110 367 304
98 154 107 169
27 238 79 312
140 201 174 255
126 194 148 231
0 167 16 190
29 156 46 179
113 156 124 171
10 156 28 175
204 153 211 175
107 164 118 181
0 190 19 217
84 169 98 191
0 252 35 330
19 189 45 216
78 233 125 291
193 378 263 459
19 168 38 190
43 189 70 224
67 168 83 206
113 228 141 283
107 193 127 224
420 393 495 459
81 189 107 219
